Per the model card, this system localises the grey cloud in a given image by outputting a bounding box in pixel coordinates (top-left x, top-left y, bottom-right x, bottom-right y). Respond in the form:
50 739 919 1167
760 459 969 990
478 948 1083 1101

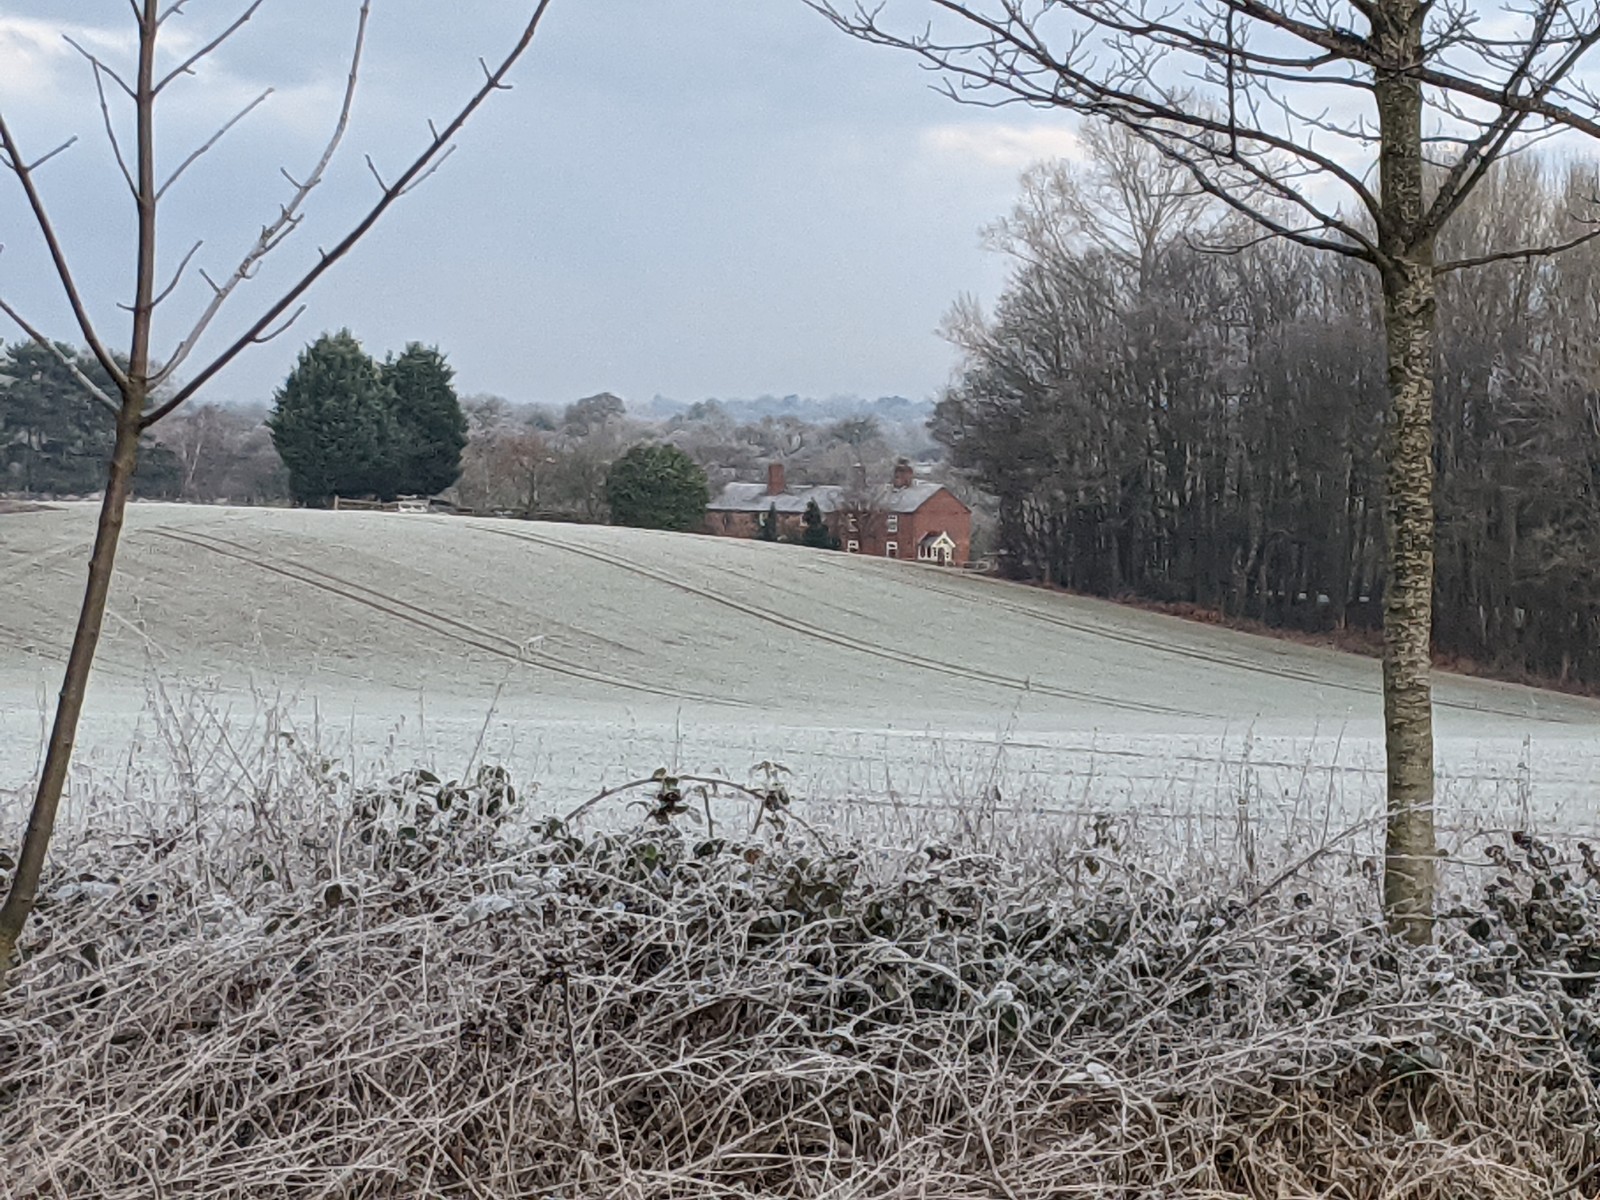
0 0 1068 409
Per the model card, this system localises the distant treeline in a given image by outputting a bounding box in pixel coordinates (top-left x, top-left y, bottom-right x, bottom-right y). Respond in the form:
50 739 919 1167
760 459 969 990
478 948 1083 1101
1 344 952 528
937 129 1600 688
640 393 933 424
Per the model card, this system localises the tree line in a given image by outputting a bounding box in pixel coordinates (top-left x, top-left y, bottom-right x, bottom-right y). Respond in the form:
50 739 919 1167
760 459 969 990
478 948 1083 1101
936 131 1600 690
3 333 942 529
451 391 940 522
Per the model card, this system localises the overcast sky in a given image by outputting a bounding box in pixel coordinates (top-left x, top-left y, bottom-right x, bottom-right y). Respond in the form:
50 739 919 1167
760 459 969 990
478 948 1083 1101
0 2 1081 410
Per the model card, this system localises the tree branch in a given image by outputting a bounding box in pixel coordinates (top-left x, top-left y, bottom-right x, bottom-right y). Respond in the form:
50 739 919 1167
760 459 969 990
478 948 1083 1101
157 87 273 199
0 294 122 416
72 45 139 198
0 114 128 390
1412 58 1600 143
250 302 306 344
149 239 204 310
143 0 557 426
1436 223 1600 273
809 0 1386 234
1419 5 1600 239
151 0 374 387
155 0 269 93
62 35 136 98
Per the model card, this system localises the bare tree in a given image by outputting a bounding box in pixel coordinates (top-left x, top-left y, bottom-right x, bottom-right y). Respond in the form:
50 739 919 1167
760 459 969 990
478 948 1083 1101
154 401 288 503
0 1 554 984
986 122 1220 295
814 0 1600 941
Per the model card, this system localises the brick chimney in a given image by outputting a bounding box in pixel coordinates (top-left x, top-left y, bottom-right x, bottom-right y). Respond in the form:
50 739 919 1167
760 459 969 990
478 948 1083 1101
767 461 786 495
892 459 914 489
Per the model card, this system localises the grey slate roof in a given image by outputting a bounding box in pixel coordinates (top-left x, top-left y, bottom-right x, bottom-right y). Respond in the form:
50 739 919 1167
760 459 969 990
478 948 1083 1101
709 478 960 516
875 481 949 514
709 483 846 515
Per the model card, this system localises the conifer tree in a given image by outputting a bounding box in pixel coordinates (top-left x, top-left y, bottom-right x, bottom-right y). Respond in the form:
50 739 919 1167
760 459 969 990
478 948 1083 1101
605 443 710 531
757 502 780 541
800 499 838 550
382 342 467 497
268 331 394 506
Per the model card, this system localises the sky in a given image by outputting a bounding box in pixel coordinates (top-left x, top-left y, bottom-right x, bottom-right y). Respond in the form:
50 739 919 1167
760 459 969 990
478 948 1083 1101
0 2 1082 410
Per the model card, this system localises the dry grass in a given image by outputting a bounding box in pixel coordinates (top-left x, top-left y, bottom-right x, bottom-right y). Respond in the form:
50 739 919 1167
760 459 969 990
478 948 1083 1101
3 737 1600 1198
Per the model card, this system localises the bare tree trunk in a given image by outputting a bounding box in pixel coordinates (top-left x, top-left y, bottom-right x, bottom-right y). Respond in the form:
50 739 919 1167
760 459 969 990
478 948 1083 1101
816 0 1600 945
1379 261 1438 943
0 5 160 985
0 408 143 981
1376 10 1438 942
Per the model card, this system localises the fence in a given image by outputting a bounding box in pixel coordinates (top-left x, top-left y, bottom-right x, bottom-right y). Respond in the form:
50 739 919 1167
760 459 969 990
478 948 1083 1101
331 495 453 514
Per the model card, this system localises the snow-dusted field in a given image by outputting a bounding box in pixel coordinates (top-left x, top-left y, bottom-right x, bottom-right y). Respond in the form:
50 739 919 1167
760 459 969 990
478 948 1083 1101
4 501 1598 848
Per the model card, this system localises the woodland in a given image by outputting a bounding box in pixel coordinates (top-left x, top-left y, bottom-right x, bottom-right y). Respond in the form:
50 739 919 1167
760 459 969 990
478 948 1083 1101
936 130 1600 690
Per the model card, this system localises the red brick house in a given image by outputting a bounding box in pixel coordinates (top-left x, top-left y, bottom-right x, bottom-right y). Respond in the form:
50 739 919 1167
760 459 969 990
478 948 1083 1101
706 460 972 566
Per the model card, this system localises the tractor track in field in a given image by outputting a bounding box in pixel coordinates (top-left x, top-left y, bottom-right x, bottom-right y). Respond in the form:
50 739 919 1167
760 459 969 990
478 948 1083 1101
469 523 1207 719
0 541 85 593
904 572 1577 725
0 621 75 672
910 573 1376 691
154 528 744 709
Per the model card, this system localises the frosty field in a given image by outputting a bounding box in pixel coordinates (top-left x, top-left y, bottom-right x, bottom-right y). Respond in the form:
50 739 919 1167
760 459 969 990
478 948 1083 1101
3 501 1598 847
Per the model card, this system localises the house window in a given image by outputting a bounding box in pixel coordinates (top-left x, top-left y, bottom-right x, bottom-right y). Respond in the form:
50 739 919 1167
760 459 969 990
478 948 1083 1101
848 515 859 533
886 514 899 534
886 542 898 558
846 540 859 553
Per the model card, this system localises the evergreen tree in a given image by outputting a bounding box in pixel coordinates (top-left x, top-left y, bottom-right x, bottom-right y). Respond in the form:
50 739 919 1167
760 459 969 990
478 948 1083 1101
605 443 709 531
0 341 179 497
757 502 780 541
267 331 394 506
800 499 839 550
381 342 467 497
0 341 115 494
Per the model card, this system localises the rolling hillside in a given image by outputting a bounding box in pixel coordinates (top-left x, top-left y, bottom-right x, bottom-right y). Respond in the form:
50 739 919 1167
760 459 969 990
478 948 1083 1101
4 503 1597 830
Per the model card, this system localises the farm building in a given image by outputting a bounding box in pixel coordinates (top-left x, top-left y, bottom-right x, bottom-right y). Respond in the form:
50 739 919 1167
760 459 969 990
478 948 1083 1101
706 460 972 565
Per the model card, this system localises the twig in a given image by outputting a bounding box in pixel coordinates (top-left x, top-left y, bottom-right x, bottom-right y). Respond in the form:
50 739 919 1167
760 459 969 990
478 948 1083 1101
0 113 126 391
147 240 204 311
0 293 121 416
560 970 585 1141
157 88 274 199
154 0 268 93
68 43 137 195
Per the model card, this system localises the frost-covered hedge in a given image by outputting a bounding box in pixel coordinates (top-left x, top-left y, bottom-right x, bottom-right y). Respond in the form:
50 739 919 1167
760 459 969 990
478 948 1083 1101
2 767 1598 1198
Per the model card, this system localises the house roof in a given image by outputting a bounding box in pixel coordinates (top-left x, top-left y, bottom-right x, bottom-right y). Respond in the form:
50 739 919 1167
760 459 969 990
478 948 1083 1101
709 483 846 514
874 480 949 514
708 477 966 516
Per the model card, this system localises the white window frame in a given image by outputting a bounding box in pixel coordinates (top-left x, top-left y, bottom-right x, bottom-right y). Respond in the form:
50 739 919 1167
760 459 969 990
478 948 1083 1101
886 514 899 534
886 542 898 558
848 514 859 533
846 539 859 553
